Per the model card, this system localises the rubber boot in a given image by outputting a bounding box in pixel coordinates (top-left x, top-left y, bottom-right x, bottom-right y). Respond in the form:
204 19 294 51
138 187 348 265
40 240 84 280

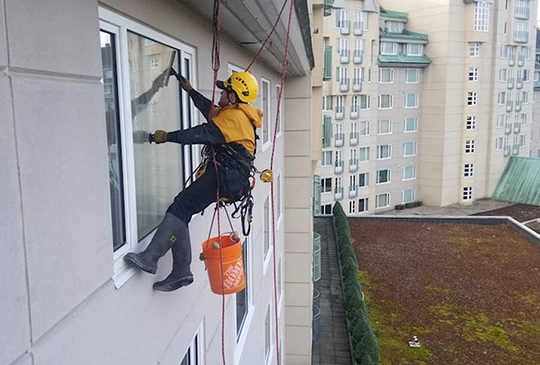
153 221 194 292
124 213 184 274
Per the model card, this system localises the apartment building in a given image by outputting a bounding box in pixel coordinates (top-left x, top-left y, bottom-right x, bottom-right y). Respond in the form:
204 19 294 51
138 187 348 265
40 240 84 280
315 0 537 215
533 28 540 157
1 1 316 365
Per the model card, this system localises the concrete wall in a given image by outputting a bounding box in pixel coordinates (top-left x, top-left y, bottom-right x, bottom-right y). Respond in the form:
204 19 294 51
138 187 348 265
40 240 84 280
0 0 306 363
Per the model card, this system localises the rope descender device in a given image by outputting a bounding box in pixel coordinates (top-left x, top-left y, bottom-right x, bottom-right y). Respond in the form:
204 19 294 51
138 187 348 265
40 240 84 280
257 168 273 183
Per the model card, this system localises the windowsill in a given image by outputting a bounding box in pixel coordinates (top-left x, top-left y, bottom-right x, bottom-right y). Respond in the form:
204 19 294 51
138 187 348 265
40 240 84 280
112 265 138 289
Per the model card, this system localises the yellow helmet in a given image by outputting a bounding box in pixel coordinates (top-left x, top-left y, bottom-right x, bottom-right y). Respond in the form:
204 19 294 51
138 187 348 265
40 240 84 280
217 71 259 103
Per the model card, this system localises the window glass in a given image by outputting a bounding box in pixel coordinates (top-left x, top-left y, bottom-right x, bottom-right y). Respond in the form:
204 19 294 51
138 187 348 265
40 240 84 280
236 238 250 337
262 79 271 144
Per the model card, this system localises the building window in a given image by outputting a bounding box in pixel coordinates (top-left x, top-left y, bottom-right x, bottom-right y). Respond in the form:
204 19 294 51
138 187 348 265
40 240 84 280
378 94 393 109
467 92 477 106
497 91 506 105
376 169 391 184
358 172 369 187
276 173 283 222
464 163 474 178
320 204 332 215
236 237 252 339
519 135 526 147
349 200 356 214
404 117 418 132
469 42 480 57
359 146 370 161
402 189 416 204
468 67 479 82
474 1 490 32
277 257 283 302
261 78 271 145
499 68 507 82
359 95 371 109
377 145 392 159
520 113 528 126
403 141 417 156
375 193 391 208
403 165 416 180
263 196 272 262
334 9 349 28
275 85 283 134
379 68 394 83
322 96 333 111
466 116 476 130
180 332 203 365
405 69 420 83
264 306 272 363
495 137 504 150
378 119 392 135
463 186 473 200
358 197 369 212
386 20 403 33
404 93 419 108
380 42 397 55
99 15 197 260
407 44 423 56
359 121 370 136
321 177 332 193
465 140 475 154
322 151 333 166
496 114 505 128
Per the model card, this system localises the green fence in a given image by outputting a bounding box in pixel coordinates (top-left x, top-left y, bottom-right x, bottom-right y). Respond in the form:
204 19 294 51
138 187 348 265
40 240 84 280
333 202 380 365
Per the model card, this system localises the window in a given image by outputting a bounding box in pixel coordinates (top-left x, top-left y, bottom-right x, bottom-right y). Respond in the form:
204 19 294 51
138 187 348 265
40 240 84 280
375 193 390 208
349 200 356 214
263 196 272 261
522 91 529 104
402 189 415 204
468 67 479 82
378 119 392 134
403 141 417 156
386 20 403 33
467 92 477 106
264 306 272 363
463 186 473 200
514 21 528 42
380 42 397 55
379 68 394 83
321 178 332 193
377 145 392 159
322 96 333 111
359 147 370 161
100 14 197 265
469 42 480 57
464 164 474 178
337 67 348 82
466 116 476 130
181 329 204 365
405 69 420 83
236 237 251 339
359 121 370 136
358 172 369 187
358 197 369 212
376 169 391 184
496 114 505 128
404 93 419 108
407 44 423 56
334 9 349 28
378 94 393 109
523 69 530 82
403 165 416 180
275 85 283 134
465 140 475 154
495 137 503 150
276 173 282 222
359 95 371 109
520 113 528 126
322 151 333 166
497 91 506 105
404 117 418 132
320 204 332 215
277 257 283 302
519 135 526 147
474 1 489 32
522 46 531 60
261 79 271 145
499 69 507 82
500 45 509 58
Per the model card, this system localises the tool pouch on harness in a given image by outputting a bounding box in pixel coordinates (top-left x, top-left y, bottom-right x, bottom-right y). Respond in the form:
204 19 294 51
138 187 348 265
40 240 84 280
218 164 250 202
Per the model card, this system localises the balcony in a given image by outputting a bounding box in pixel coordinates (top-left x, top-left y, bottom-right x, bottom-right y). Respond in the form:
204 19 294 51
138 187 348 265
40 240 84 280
340 49 350 64
514 31 529 44
516 78 523 89
353 21 363 35
335 133 345 147
352 78 362 92
507 77 514 89
350 105 359 119
335 106 344 120
349 132 359 146
517 55 525 67
514 123 521 134
504 145 511 157
353 50 364 64
340 20 350 35
334 186 343 200
505 123 512 135
506 100 513 112
515 7 530 20
515 101 522 112
509 55 516 67
334 160 344 174
339 78 350 92
348 186 358 199
512 144 520 156
349 158 358 172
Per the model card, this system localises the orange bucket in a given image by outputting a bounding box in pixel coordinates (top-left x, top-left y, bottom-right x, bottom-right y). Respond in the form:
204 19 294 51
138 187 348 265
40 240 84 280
201 234 245 295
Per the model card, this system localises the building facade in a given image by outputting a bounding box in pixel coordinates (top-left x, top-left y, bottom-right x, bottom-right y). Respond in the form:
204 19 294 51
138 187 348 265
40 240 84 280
1 0 316 364
315 0 537 215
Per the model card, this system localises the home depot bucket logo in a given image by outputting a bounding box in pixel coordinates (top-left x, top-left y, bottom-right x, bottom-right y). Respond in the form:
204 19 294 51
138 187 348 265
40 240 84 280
223 260 244 290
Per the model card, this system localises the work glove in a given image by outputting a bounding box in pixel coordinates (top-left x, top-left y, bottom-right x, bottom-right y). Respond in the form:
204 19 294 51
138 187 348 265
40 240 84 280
178 75 193 91
151 130 168 144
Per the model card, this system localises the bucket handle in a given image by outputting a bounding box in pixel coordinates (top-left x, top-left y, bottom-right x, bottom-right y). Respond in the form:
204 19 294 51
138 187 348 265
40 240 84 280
199 232 241 271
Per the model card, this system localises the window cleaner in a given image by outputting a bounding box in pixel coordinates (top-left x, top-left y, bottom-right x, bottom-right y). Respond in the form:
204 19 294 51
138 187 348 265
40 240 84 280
124 69 263 292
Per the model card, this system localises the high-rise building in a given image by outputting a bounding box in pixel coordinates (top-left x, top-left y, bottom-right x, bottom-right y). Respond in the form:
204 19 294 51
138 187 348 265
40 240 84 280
316 0 537 215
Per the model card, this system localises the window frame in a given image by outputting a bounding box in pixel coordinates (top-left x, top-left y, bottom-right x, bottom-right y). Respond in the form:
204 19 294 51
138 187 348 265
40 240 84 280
403 141 417 157
404 93 419 108
181 323 205 365
376 169 391 184
469 42 480 57
375 193 391 209
235 235 255 361
261 77 272 149
405 69 420 83
404 117 418 132
402 165 417 181
263 195 273 272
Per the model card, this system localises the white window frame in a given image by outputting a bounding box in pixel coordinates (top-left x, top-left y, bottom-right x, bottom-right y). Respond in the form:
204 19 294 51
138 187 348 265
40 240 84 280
495 137 503 150
499 68 507 82
359 146 370 162
405 69 420 83
375 193 391 209
469 42 480 57
261 78 272 149
275 84 283 136
406 43 423 56
358 172 369 187
359 94 371 110
377 119 392 135
474 1 490 32
377 144 392 160
465 139 476 154
403 141 417 157
181 323 205 365
358 197 369 212
468 67 479 82
466 116 476 130
322 151 333 166
402 165 417 180
401 189 416 204
404 117 418 132
404 93 419 108
379 68 394 83
463 186 473 200
378 94 393 109
359 121 370 136
380 42 397 55
467 92 478 106
235 235 255 363
376 169 391 184
464 163 474 178
263 195 273 272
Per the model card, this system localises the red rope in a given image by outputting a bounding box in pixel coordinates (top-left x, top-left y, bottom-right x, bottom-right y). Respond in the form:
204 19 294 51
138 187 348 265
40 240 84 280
245 0 290 72
268 1 294 364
